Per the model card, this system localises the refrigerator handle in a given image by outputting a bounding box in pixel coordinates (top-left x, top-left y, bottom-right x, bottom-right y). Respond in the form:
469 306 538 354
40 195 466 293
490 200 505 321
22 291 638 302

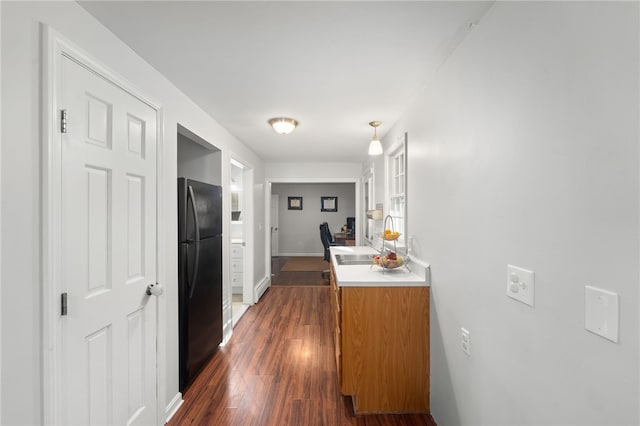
188 242 200 299
187 184 200 298
187 184 200 243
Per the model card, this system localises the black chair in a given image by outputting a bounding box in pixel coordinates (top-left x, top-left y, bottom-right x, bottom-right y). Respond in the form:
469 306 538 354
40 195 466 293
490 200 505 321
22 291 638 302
320 222 343 278
320 222 333 262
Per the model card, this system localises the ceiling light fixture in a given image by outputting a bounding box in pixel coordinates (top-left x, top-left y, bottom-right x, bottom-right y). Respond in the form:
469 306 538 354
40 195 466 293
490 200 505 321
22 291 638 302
368 121 383 156
268 117 298 135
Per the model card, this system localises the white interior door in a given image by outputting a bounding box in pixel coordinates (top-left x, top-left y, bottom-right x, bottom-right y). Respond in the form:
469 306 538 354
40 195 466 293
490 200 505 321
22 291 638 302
270 194 279 256
59 55 157 425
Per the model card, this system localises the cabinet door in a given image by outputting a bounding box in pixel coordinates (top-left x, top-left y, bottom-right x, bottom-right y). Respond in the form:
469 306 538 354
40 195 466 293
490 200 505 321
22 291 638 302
341 286 430 413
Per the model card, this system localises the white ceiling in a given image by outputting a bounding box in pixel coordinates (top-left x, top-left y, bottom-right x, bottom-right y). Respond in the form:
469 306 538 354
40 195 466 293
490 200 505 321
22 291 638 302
80 1 493 163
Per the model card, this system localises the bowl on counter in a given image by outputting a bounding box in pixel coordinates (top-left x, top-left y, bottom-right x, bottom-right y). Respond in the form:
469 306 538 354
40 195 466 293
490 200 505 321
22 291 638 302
372 253 405 269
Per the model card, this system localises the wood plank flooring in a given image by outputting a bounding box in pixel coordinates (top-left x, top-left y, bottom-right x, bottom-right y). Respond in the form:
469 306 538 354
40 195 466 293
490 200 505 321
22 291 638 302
270 256 329 286
168 285 437 426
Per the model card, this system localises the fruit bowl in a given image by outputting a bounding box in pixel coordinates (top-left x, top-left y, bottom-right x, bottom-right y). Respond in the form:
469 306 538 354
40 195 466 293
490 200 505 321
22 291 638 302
382 231 401 241
372 253 404 269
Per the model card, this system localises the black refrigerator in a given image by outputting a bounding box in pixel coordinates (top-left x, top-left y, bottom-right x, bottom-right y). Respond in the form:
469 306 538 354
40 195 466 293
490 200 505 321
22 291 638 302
178 178 223 391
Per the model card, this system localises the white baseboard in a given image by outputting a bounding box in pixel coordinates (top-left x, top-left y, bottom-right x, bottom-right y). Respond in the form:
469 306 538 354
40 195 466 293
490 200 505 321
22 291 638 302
232 303 250 326
255 275 270 301
221 327 232 346
277 252 323 257
164 392 183 424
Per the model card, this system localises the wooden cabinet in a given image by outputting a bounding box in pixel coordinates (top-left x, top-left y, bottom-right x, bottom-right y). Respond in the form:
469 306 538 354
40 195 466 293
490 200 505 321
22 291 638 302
330 262 430 414
329 264 342 387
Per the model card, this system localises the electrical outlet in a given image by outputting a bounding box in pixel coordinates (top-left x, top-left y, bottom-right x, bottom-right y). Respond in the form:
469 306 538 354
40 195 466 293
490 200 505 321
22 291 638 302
461 327 470 356
507 265 535 307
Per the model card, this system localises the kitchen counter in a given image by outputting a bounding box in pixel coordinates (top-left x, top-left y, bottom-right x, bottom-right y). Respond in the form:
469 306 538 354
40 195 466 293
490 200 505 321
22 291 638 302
329 245 431 413
330 245 430 287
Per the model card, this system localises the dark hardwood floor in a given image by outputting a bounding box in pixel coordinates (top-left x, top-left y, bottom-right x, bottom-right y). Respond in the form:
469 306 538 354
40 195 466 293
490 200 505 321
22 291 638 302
168 285 436 426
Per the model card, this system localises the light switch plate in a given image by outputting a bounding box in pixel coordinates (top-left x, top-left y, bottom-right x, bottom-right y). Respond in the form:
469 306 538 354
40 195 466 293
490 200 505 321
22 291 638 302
506 265 535 307
585 286 619 343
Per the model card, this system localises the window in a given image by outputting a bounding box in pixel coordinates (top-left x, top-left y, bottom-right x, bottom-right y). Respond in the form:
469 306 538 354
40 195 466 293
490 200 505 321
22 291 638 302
386 133 407 245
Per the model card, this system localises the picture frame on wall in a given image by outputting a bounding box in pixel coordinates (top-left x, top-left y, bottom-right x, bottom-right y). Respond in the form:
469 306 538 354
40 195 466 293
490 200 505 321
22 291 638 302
288 196 303 210
321 196 338 212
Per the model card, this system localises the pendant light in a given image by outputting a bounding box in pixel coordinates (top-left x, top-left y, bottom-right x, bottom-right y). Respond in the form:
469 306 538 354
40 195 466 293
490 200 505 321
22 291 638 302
368 121 383 156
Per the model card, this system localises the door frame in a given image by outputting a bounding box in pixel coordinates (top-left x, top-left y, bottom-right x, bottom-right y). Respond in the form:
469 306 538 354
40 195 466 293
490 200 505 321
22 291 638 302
41 26 164 424
270 194 279 257
264 177 361 279
227 156 255 333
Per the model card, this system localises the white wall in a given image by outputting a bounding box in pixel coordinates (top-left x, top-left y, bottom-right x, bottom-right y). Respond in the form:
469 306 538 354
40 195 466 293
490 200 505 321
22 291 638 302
177 132 222 186
266 161 362 179
272 183 355 256
380 2 639 425
0 2 265 424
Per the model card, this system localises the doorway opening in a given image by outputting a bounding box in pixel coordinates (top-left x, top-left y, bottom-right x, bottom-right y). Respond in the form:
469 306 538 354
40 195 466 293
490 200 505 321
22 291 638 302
266 179 361 285
230 158 251 326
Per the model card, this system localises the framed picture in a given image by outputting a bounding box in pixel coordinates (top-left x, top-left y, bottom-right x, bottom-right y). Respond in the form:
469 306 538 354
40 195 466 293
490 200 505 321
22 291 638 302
288 196 303 210
321 196 338 212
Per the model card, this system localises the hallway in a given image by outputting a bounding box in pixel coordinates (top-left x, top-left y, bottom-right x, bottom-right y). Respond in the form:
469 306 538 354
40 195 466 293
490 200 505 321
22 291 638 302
168 286 436 425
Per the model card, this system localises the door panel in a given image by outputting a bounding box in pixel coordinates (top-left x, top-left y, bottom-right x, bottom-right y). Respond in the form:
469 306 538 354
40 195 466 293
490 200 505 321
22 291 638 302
86 325 112 425
87 166 111 292
60 56 157 425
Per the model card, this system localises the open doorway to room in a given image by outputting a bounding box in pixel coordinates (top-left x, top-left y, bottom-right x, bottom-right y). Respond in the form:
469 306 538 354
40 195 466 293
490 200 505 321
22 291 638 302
230 158 253 326
268 181 358 286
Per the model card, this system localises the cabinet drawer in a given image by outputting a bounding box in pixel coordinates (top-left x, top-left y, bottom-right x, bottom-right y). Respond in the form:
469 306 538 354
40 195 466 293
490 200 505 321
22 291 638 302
231 273 243 286
231 245 244 259
231 259 244 272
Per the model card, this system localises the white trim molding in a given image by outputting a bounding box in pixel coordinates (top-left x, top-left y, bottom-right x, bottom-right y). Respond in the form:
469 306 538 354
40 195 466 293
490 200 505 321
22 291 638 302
255 276 270 302
264 176 362 279
164 392 183 424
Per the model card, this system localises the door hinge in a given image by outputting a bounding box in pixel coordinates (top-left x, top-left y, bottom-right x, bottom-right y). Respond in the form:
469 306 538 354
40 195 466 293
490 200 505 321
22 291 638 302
60 109 68 134
61 292 68 316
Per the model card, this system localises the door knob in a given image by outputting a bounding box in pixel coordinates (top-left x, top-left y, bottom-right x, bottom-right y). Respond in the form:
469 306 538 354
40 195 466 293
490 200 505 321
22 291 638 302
146 283 163 296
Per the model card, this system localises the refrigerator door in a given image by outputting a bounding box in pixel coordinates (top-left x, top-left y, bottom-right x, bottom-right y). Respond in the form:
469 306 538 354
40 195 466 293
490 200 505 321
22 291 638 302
178 178 222 242
178 235 223 391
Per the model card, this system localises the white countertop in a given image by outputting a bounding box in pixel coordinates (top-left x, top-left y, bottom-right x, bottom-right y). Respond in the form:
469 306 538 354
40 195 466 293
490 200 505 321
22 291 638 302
330 245 430 287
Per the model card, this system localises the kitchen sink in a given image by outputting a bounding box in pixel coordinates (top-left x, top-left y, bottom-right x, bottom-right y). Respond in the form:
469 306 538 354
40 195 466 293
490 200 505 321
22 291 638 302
334 254 374 266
